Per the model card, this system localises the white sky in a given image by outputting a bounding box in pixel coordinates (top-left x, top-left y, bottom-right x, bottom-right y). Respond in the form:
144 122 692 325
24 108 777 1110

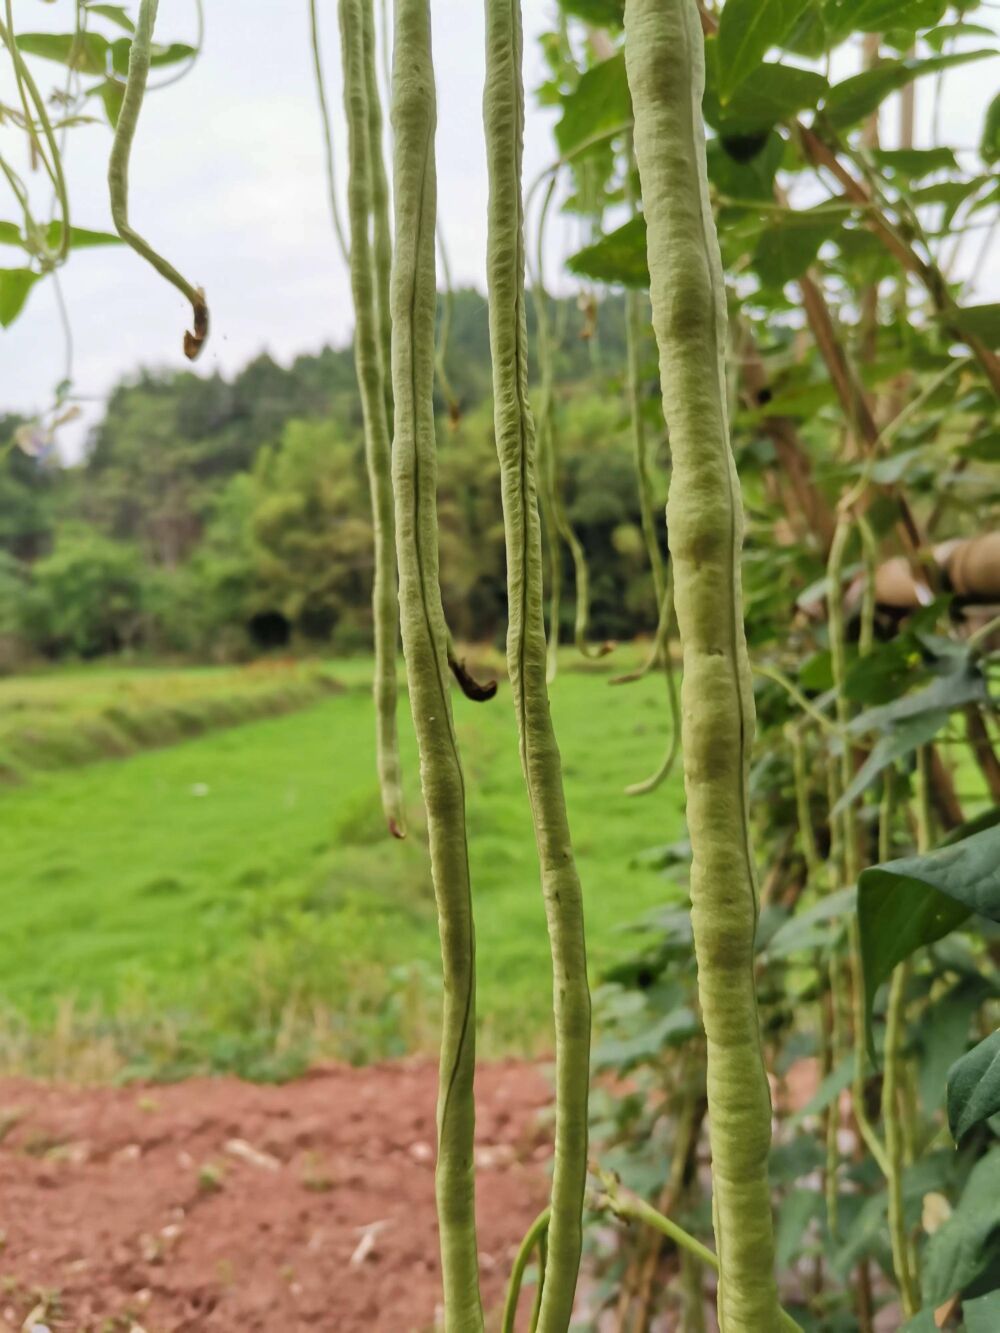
1 1 997 460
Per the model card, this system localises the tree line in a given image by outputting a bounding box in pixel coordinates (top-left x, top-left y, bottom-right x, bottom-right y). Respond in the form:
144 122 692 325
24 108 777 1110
0 287 668 667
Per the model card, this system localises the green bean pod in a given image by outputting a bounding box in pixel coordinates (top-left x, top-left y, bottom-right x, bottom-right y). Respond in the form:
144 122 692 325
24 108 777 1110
361 0 393 433
339 0 405 839
108 0 207 358
390 1 483 1325
483 3 591 1327
623 1 783 1326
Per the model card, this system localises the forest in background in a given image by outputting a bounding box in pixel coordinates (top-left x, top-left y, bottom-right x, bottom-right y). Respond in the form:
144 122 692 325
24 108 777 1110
0 287 667 665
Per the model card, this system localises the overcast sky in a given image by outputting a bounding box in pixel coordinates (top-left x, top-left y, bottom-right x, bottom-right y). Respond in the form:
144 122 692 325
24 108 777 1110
1 1 998 460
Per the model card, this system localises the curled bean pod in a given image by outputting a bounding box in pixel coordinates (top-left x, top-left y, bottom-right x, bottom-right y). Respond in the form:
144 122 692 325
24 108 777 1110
108 0 208 358
390 1 483 1324
447 643 498 702
483 3 591 1327
339 0 405 839
624 1 785 1326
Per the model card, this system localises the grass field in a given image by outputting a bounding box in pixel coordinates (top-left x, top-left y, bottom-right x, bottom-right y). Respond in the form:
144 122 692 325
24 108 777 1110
0 653 686 1080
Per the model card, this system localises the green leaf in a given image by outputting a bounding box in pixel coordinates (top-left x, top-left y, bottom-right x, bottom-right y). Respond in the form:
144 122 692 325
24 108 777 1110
705 42 828 134
774 1187 822 1267
110 36 197 77
558 0 624 24
0 222 24 248
922 1149 1000 1305
764 885 855 959
15 30 110 76
752 208 841 286
555 52 630 158
85 2 135 32
592 1007 700 1074
948 1030 1000 1143
149 42 197 68
0 268 40 328
96 78 126 127
824 51 995 131
965 1289 1000 1333
825 0 948 40
707 129 785 201
982 91 1000 165
833 708 948 815
870 146 958 179
858 824 1000 1036
788 1056 853 1129
716 0 811 103
44 223 122 251
950 304 1000 349
567 216 649 288
848 659 987 735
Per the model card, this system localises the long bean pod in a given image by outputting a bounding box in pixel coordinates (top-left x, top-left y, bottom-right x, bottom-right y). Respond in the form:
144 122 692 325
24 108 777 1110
361 0 393 433
308 0 350 265
340 0 405 839
390 1 483 1324
107 0 207 358
483 4 591 1326
623 1 784 1326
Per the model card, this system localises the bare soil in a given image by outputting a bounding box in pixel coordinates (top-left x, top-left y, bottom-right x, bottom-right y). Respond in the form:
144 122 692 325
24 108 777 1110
0 1059 551 1332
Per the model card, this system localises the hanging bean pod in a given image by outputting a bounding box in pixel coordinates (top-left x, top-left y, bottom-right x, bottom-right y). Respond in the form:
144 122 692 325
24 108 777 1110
339 0 405 838
624 1 786 1325
390 0 483 1325
483 3 591 1327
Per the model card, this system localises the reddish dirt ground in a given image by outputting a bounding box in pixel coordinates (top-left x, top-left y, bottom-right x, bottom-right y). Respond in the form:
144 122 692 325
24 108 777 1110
0 1059 551 1332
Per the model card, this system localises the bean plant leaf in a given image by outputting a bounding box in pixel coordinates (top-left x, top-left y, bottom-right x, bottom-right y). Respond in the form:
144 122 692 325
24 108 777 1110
965 1289 1000 1332
948 1030 1000 1143
848 656 987 735
871 146 958 179
96 78 126 127
704 42 828 134
949 304 1000 348
0 222 24 248
85 3 135 32
825 0 948 40
774 1187 823 1268
567 216 649 288
0 268 41 328
716 0 812 103
922 1149 1000 1306
555 52 630 158
708 130 785 201
557 0 624 24
823 51 996 130
44 223 122 251
753 209 842 286
982 91 1000 165
857 824 1000 1038
833 708 948 815
15 30 110 75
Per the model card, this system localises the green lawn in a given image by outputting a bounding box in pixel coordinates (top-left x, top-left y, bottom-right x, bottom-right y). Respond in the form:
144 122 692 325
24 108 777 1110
0 656 686 1078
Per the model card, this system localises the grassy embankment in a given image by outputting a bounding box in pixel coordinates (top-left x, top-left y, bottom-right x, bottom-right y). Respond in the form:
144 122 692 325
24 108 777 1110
1 652 687 1079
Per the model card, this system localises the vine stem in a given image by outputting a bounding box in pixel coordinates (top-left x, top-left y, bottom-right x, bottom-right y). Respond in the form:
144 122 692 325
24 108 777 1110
501 1208 550 1333
593 1171 803 1332
107 0 207 358
827 516 891 1178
